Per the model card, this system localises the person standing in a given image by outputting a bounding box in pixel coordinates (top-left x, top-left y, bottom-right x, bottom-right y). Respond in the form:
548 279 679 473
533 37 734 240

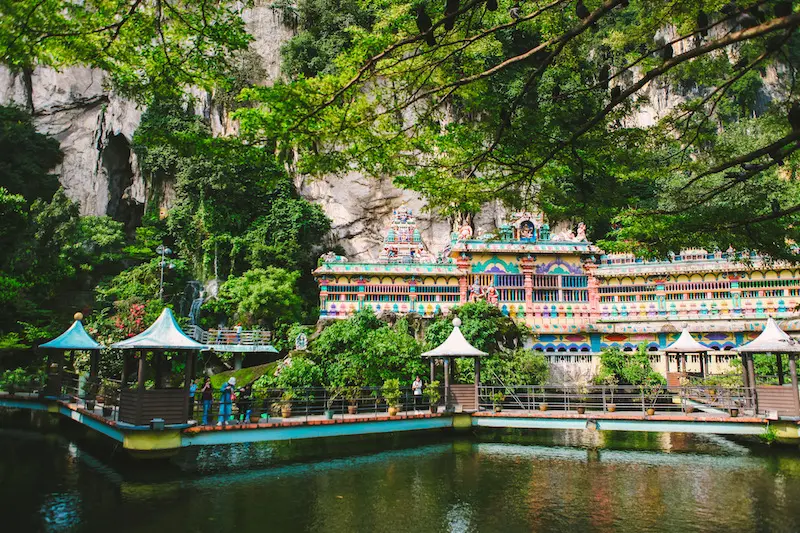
201 377 213 425
235 323 243 344
188 380 197 420
412 375 423 411
218 377 236 426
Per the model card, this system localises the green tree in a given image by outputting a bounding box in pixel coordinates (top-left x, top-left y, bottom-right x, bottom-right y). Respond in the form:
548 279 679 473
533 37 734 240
210 268 303 329
425 300 523 354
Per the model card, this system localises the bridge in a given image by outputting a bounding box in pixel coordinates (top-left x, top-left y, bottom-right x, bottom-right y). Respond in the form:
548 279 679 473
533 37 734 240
185 325 278 354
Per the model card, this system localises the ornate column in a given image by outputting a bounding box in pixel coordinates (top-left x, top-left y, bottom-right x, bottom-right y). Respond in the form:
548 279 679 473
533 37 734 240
584 262 599 322
457 254 470 304
521 255 535 321
729 275 742 314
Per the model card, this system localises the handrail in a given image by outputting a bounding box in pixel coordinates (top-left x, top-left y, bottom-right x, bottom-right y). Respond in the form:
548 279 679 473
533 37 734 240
186 325 273 346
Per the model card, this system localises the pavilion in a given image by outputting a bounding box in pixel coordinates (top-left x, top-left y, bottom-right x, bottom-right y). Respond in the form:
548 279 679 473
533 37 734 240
422 317 488 411
664 328 710 387
736 317 800 418
39 312 103 399
111 308 206 426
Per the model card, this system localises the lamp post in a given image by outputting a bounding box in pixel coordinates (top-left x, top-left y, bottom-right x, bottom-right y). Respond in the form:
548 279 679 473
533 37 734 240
156 245 173 301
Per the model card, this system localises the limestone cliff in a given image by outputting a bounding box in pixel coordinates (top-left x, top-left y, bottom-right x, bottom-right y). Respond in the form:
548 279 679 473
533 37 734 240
0 10 772 260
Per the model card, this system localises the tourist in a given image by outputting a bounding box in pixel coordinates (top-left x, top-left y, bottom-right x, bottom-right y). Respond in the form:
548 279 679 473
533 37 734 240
235 323 243 344
412 375 423 411
201 377 213 425
188 380 197 420
218 377 235 426
237 385 252 423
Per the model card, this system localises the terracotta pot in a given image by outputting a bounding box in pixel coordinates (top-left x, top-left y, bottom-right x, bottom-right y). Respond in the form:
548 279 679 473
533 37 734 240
388 406 399 416
730 408 739 418
281 406 292 418
646 408 655 416
607 403 616 413
347 405 358 415
576 406 586 414
249 413 261 423
494 405 503 413
684 405 695 414
539 403 548 412
430 405 437 414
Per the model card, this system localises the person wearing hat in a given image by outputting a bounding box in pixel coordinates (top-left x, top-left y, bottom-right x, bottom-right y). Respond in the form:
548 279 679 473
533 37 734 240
217 376 236 426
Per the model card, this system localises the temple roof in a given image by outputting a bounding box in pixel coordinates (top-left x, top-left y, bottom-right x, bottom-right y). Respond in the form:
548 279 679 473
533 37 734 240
664 328 709 353
111 308 206 350
736 317 800 353
422 318 488 358
39 320 103 350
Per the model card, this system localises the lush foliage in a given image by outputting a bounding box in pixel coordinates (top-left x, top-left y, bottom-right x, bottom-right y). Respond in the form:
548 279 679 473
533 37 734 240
0 0 252 99
425 301 524 354
238 0 800 260
209 268 304 329
598 345 664 386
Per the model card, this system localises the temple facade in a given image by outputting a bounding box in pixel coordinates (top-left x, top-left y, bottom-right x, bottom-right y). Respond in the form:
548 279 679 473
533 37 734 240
314 207 800 375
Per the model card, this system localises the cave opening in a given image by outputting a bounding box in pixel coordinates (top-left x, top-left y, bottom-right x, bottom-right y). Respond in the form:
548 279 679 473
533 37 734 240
102 133 143 233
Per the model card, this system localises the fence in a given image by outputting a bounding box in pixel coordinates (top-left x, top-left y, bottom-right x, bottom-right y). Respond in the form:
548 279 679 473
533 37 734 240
478 384 754 415
186 326 273 346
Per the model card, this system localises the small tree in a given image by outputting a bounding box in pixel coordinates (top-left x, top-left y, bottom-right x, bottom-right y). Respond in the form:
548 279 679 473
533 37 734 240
382 378 401 408
423 380 441 406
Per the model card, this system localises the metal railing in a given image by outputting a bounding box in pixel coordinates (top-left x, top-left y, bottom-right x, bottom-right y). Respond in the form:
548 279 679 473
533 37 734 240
478 384 754 416
186 326 273 346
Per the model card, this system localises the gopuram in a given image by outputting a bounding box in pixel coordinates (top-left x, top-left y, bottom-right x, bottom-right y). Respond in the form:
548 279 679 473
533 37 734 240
314 207 800 374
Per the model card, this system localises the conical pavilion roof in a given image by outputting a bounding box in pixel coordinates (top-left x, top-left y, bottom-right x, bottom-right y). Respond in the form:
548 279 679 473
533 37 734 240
111 308 205 350
664 328 708 354
39 319 103 350
736 317 800 354
422 318 488 357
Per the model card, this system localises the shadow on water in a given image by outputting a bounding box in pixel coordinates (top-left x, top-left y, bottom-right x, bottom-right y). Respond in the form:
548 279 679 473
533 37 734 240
4 408 800 532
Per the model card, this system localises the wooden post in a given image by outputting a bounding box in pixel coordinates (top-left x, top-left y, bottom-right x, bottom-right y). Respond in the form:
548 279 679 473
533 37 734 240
136 351 146 425
789 355 800 415
474 357 481 411
89 350 99 380
183 350 192 423
154 352 163 389
429 358 435 383
443 357 451 408
776 353 784 386
746 354 758 412
699 352 705 378
120 353 128 390
665 353 670 373
740 354 749 388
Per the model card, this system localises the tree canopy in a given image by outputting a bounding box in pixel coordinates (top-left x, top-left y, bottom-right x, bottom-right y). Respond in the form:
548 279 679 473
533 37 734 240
236 0 800 260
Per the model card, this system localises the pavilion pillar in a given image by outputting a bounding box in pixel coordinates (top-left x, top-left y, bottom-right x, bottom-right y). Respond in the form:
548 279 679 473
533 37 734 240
776 353 784 386
183 351 193 423
443 357 451 408
136 351 146 425
699 352 706 378
665 353 670 374
120 353 129 390
746 354 758 411
89 350 99 380
430 358 435 384
154 352 163 389
789 355 800 414
474 357 481 411
740 354 750 388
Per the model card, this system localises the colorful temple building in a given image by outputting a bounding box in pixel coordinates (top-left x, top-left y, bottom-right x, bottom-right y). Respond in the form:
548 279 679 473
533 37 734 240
314 208 800 375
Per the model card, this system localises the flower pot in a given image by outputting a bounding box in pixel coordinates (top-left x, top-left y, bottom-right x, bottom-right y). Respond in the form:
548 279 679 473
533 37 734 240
388 406 399 416
430 405 437 414
347 405 358 415
576 406 586 414
607 403 616 413
102 406 113 417
539 403 549 412
281 406 292 418
494 405 502 413
646 408 655 416
730 408 739 418
249 413 261 423
324 409 334 420
684 405 695 414
85 400 96 411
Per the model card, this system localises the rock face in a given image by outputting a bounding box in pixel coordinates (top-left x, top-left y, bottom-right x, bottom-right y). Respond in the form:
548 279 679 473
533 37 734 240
0 14 776 258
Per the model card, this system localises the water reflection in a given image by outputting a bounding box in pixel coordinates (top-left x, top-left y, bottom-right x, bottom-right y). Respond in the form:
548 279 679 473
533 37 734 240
2 425 800 533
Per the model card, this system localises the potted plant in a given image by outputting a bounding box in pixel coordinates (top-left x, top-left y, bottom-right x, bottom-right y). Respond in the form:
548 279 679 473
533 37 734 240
382 378 402 416
271 389 295 418
423 380 441 414
84 376 100 411
643 377 663 416
345 385 360 415
492 391 505 413
574 380 589 414
600 371 618 413
324 386 343 419
538 386 548 411
100 379 119 417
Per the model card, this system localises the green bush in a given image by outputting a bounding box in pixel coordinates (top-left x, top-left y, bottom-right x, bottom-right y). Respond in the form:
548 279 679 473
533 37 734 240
382 378 401 407
0 368 33 393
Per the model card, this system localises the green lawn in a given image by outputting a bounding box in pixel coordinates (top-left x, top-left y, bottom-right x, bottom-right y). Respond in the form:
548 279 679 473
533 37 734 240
207 362 277 389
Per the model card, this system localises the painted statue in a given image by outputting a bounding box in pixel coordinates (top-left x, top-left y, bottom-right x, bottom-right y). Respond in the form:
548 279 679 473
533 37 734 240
575 222 587 242
457 224 473 241
469 281 483 301
485 285 499 305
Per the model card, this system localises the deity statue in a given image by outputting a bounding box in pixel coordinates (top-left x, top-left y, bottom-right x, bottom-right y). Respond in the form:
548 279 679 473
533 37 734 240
520 220 535 241
575 222 587 242
469 281 483 302
457 224 473 241
485 285 499 305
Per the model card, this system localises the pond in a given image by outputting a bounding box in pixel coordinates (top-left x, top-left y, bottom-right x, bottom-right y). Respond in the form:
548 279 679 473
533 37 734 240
2 419 800 532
